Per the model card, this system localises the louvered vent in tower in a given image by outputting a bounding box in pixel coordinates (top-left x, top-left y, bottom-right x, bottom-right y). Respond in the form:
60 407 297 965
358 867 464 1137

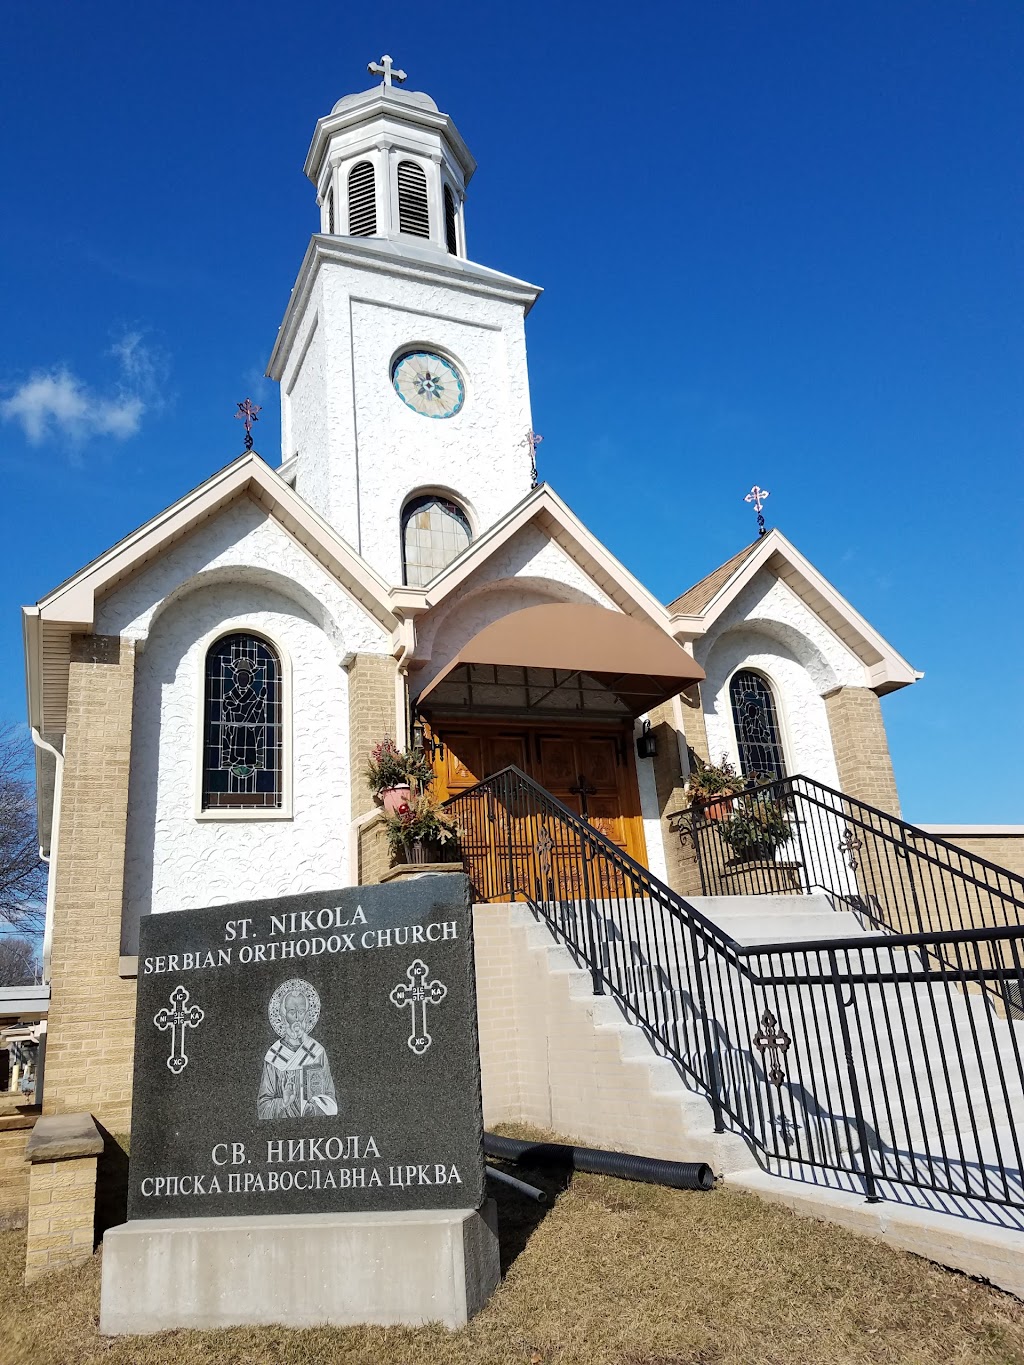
326 189 335 234
397 160 430 238
348 161 376 236
443 185 458 255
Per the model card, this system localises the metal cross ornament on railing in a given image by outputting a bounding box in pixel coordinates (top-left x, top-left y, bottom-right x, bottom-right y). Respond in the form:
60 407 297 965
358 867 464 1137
235 398 262 452
368 54 407 88
744 485 770 536
521 429 544 488
753 1009 792 1087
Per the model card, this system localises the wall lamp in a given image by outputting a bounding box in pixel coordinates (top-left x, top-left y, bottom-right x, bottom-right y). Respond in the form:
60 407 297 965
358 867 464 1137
635 720 658 760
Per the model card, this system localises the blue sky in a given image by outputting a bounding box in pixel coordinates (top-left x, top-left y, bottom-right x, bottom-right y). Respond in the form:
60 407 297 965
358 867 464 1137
1 2 1020 822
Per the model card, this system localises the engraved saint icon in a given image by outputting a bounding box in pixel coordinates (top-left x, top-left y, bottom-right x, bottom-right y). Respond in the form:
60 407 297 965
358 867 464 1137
257 978 338 1119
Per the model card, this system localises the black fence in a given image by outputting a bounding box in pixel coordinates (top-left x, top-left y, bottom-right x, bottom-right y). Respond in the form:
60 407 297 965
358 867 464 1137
446 766 1024 1215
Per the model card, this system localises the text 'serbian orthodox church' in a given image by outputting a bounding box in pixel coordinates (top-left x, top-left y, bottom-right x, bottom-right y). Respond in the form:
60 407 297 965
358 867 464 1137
24 63 920 1129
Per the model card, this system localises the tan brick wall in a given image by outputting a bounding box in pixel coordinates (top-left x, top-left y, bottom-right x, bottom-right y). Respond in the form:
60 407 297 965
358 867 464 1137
44 636 138 1133
357 812 392 885
348 653 398 824
0 1115 36 1229
24 1155 97 1282
647 696 704 899
823 686 901 816
472 905 523 1121
678 687 710 765
918 834 1024 882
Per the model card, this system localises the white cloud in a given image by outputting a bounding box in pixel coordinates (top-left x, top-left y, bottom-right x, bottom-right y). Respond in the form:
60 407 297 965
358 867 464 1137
2 332 162 446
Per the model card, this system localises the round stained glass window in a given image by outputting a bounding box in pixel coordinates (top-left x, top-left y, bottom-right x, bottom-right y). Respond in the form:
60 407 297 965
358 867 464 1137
392 351 465 419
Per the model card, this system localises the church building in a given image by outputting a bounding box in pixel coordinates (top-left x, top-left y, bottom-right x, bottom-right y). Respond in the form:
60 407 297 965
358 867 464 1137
22 63 918 1140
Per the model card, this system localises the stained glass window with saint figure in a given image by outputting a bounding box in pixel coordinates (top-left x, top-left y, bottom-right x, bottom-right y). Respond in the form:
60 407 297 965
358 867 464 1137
202 634 283 809
729 669 786 782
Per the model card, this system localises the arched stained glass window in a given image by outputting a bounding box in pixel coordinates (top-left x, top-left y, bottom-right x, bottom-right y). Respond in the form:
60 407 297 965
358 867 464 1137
401 495 471 587
729 669 786 782
202 633 283 810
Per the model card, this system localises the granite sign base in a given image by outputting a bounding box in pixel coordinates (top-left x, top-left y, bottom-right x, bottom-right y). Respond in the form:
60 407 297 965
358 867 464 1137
99 1202 500 1335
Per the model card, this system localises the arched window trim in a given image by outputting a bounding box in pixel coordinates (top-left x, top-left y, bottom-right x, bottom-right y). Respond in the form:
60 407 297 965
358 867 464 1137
400 492 473 587
194 626 294 822
727 666 789 783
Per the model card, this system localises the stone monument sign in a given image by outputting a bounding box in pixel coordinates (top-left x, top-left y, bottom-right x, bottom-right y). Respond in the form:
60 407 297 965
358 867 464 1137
127 875 485 1220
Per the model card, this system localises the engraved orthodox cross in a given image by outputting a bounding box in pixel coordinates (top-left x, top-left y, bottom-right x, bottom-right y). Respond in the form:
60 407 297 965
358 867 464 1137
154 985 205 1075
390 959 447 1055
368 54 407 88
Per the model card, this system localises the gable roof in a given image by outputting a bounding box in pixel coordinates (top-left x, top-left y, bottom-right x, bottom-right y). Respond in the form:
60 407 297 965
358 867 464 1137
667 528 922 695
388 482 687 652
23 453 397 734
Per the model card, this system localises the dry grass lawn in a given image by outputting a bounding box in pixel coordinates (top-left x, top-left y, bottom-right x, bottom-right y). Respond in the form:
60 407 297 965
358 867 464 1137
4 1145 1024 1365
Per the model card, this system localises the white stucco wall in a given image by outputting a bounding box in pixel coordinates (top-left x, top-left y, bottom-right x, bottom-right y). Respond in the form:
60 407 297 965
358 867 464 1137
120 581 350 951
92 500 393 950
696 569 865 787
285 306 332 522
94 498 390 659
278 255 534 574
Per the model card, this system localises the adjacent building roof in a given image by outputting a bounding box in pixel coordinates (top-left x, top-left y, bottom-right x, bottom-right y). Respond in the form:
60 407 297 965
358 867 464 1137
666 528 922 695
668 540 762 615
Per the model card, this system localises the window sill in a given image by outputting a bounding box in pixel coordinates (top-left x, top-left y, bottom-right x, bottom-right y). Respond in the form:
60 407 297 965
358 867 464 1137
194 808 294 822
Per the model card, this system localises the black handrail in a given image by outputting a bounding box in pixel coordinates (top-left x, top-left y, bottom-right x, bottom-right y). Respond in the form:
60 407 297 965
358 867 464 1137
445 766 1024 1217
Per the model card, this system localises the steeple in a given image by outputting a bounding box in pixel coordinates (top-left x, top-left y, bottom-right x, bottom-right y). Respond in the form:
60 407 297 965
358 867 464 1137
305 59 476 258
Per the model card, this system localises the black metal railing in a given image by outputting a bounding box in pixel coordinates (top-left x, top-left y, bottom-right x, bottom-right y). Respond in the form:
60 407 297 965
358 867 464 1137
446 766 1024 1216
676 774 1024 1008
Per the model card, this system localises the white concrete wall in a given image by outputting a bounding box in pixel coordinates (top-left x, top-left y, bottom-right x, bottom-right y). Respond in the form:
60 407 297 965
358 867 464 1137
278 255 533 574
697 569 864 787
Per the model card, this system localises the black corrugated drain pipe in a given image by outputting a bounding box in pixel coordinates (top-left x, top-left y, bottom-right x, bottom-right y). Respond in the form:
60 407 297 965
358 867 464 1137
484 1133 715 1192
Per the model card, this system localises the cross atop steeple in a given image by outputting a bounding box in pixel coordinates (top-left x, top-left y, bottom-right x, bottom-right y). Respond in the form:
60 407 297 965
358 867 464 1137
368 54 407 89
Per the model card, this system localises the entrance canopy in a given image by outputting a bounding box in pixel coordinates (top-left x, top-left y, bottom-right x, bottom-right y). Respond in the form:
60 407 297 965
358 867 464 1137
415 604 704 720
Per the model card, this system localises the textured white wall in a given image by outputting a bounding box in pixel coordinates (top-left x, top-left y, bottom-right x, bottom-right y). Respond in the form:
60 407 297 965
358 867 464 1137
286 306 332 523
696 570 865 788
410 526 616 694
95 498 390 659
121 581 349 951
278 256 534 572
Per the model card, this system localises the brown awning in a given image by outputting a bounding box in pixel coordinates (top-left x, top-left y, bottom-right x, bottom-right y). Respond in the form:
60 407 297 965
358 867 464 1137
415 603 704 719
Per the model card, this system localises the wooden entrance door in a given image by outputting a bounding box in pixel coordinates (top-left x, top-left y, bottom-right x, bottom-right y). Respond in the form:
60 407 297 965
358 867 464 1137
429 722 648 899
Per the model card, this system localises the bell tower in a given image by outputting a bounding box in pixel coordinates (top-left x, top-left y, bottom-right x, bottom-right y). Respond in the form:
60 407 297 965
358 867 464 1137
268 59 543 585
307 56 474 258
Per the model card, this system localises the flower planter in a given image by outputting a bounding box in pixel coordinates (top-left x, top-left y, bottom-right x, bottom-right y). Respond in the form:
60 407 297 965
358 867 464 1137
379 784 413 817
405 838 440 865
703 795 736 822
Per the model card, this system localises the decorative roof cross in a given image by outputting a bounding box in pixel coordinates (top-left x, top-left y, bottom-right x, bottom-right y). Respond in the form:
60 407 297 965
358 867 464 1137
744 484 770 537
521 429 544 489
235 398 262 452
368 54 407 88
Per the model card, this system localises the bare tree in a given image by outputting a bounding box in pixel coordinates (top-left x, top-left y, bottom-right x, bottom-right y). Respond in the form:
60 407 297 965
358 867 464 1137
0 725 47 931
0 936 39 986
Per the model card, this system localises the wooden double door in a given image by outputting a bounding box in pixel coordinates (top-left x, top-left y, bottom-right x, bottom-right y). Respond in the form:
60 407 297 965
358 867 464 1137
429 721 648 897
